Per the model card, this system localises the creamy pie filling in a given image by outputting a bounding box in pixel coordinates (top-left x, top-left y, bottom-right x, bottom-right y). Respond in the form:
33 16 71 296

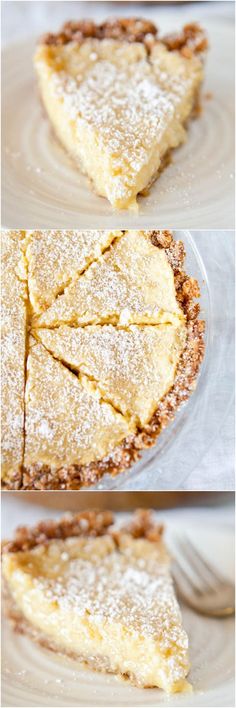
1 231 27 482
2 512 191 692
34 231 184 327
1 230 204 489
34 20 206 210
32 324 186 427
25 229 121 313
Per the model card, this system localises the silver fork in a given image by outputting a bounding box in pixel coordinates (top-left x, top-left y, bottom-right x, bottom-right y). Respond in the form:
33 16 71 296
172 536 235 617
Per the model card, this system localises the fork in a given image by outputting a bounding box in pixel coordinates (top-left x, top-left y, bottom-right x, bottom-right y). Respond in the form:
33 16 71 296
172 536 235 617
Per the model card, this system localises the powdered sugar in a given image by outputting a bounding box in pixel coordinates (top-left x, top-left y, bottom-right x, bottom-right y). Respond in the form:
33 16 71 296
24 531 189 683
24 341 134 467
25 229 120 313
1 231 27 478
35 231 183 328
36 37 203 205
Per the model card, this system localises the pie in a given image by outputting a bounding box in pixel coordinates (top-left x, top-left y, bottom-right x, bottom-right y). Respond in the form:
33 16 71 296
1 231 28 484
1 229 205 490
2 509 191 693
34 18 208 210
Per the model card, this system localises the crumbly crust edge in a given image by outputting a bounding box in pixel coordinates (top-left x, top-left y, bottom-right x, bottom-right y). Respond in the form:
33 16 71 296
40 17 208 58
1 509 163 553
2 231 205 490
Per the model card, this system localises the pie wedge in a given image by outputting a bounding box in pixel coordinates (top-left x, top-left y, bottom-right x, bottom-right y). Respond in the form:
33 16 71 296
25 229 121 313
33 231 184 328
34 18 208 210
24 337 135 470
2 510 191 693
1 229 205 490
33 324 186 427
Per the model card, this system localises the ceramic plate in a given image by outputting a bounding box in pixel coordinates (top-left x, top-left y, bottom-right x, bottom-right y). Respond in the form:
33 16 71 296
1 511 235 707
2 18 234 229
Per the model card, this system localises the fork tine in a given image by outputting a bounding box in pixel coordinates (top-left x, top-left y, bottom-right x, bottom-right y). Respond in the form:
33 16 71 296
186 537 225 585
177 537 216 591
172 557 201 596
171 561 192 602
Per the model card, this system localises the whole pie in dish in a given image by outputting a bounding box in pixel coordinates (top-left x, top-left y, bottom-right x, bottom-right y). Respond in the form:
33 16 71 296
2 509 191 693
1 229 205 490
34 18 208 210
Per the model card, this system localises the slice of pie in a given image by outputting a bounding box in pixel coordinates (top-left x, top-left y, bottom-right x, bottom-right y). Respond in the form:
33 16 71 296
34 231 185 328
1 229 205 490
25 229 121 313
2 510 191 693
34 18 208 210
24 337 135 471
32 323 186 426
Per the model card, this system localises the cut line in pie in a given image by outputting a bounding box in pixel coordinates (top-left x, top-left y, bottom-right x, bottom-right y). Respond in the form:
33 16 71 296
1 229 205 490
34 18 208 210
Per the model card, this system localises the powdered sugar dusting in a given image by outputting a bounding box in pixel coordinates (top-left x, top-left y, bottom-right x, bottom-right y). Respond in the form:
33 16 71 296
22 532 189 685
1 231 27 479
36 323 186 426
2 230 203 488
35 232 183 327
25 230 120 313
36 37 203 205
24 341 134 468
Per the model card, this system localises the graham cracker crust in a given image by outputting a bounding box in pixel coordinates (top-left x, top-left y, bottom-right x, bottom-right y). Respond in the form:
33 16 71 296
1 510 114 553
2 231 205 491
41 18 208 58
1 509 163 554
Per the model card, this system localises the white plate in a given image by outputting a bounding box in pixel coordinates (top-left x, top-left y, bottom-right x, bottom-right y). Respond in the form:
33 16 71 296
2 17 234 229
1 512 234 707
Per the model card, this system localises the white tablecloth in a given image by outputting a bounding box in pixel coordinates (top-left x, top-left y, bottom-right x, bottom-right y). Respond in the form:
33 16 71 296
183 238 234 492
2 1 234 47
